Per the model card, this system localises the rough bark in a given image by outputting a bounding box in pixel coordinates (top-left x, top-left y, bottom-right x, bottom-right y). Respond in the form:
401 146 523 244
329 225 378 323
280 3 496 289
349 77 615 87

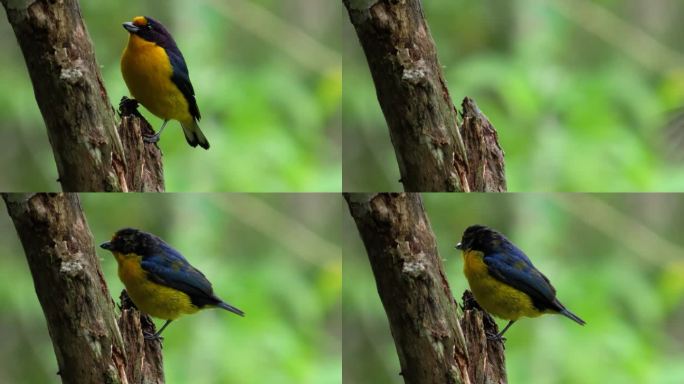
345 193 507 384
343 0 506 192
460 291 507 384
118 290 165 384
460 98 506 192
118 98 165 192
1 0 164 192
3 193 164 384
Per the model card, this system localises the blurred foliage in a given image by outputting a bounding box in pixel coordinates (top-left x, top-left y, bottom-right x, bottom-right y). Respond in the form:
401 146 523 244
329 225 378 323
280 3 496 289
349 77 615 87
343 193 684 383
0 193 341 384
0 0 341 192
343 0 684 191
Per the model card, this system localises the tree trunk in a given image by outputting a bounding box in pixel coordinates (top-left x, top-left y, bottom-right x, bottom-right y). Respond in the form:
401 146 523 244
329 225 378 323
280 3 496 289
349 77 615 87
117 290 165 384
118 99 165 192
460 98 506 192
345 193 507 384
343 0 506 192
1 0 164 192
3 193 164 384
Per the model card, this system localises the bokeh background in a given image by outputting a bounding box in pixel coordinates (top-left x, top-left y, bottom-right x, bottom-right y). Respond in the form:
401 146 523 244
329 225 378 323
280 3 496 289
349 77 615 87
0 0 341 192
344 193 684 383
343 0 684 191
0 193 341 384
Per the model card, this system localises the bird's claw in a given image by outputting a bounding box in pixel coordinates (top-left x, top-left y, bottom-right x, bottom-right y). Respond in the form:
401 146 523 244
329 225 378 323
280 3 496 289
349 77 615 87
143 331 163 341
486 331 506 342
143 133 160 144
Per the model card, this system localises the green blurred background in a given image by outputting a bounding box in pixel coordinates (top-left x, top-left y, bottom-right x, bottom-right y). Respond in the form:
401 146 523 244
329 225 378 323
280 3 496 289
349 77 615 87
0 0 341 192
0 193 341 384
344 193 684 383
343 0 684 191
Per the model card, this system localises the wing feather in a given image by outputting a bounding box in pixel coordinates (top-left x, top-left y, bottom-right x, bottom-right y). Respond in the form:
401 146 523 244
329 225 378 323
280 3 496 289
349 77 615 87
140 244 218 308
483 246 559 312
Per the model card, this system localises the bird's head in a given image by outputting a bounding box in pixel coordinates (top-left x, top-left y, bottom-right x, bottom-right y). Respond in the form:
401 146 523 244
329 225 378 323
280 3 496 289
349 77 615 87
122 16 173 46
100 227 158 256
457 224 504 253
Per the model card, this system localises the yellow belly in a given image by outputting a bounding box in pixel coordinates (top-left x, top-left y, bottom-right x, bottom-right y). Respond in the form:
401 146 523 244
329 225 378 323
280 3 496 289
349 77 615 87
463 250 542 321
121 34 192 123
116 254 198 320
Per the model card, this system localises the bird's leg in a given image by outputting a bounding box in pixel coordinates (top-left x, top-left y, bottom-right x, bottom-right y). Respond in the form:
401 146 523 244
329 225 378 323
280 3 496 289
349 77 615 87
144 319 172 341
143 119 168 143
487 320 515 342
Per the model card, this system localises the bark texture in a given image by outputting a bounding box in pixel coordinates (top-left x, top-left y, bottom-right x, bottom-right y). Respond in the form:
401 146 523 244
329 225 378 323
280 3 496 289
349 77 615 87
118 290 165 384
3 193 164 384
345 193 507 384
460 98 506 192
2 0 164 192
344 0 506 192
118 98 165 192
460 291 507 384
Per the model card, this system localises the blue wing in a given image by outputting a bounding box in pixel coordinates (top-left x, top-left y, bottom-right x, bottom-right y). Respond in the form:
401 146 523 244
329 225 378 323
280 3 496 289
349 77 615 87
166 46 201 120
483 243 559 311
140 243 219 308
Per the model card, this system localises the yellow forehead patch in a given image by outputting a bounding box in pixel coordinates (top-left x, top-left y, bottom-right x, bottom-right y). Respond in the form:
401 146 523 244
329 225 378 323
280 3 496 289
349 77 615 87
132 16 148 27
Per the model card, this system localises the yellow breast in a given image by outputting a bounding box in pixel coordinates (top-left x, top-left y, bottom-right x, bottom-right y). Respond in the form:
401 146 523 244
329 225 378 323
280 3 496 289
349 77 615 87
462 249 542 321
115 253 199 320
120 35 192 123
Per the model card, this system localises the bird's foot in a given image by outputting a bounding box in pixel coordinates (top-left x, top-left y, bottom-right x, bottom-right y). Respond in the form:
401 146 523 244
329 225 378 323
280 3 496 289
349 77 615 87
143 331 164 341
143 133 161 144
486 331 506 342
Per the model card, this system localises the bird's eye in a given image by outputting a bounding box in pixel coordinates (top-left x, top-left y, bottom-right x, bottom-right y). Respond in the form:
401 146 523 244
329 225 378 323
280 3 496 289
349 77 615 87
146 24 153 30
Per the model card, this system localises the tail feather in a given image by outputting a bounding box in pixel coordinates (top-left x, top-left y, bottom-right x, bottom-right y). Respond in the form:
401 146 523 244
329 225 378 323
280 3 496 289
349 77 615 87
559 307 585 325
181 119 210 150
217 301 245 317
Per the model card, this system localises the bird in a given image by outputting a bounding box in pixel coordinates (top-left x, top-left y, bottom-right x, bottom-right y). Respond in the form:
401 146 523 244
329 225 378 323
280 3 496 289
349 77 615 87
120 16 209 149
456 224 585 340
100 228 243 339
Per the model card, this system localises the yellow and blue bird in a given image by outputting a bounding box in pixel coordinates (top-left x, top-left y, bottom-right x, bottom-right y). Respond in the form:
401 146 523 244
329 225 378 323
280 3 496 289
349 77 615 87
121 16 209 149
100 228 243 339
456 225 585 339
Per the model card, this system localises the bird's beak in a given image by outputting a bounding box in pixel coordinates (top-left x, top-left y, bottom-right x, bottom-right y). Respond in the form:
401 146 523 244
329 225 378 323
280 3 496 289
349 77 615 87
100 241 112 250
455 242 462 250
122 22 139 33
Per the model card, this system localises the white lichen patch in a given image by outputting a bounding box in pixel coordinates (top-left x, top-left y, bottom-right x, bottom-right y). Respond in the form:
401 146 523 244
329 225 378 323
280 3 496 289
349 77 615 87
59 61 84 84
402 253 427 277
402 59 428 85
432 338 445 359
60 259 84 277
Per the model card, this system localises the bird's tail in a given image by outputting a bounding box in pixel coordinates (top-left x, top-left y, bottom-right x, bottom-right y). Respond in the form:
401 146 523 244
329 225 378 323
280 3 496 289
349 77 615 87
217 301 245 317
181 119 210 150
559 307 585 325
